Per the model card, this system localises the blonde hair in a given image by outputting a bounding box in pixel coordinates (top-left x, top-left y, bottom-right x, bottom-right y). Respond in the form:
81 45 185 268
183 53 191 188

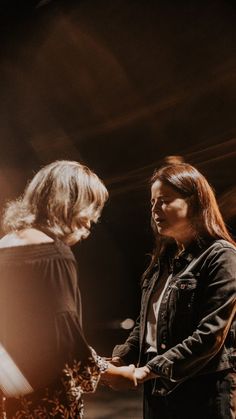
2 160 108 242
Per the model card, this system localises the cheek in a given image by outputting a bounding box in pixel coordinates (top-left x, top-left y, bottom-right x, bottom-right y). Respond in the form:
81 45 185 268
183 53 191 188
179 206 189 219
167 203 189 221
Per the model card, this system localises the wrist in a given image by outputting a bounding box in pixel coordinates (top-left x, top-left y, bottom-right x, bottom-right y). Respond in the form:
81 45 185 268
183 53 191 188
144 365 157 379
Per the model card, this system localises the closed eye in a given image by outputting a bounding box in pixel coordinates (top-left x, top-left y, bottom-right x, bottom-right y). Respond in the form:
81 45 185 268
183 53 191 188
151 198 171 207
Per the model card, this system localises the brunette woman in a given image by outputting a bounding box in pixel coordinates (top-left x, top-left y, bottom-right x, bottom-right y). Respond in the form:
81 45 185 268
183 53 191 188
112 161 236 419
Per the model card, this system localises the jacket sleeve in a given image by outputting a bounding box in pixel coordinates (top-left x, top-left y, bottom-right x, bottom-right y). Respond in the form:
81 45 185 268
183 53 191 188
147 244 236 382
112 316 141 365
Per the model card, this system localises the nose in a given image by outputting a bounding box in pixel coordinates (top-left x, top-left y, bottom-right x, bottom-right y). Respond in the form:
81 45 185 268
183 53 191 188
151 200 161 213
152 202 164 220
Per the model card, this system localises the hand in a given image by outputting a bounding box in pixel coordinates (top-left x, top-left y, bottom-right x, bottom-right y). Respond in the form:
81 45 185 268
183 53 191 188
101 363 137 391
134 366 157 384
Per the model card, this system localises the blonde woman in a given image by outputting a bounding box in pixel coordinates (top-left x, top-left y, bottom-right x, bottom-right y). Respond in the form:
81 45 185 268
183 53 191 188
0 160 136 418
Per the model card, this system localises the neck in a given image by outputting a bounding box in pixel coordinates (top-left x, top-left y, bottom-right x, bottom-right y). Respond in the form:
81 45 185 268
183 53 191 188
175 229 197 251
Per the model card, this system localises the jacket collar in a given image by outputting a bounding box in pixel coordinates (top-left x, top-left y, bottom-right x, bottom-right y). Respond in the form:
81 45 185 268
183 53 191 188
169 237 214 273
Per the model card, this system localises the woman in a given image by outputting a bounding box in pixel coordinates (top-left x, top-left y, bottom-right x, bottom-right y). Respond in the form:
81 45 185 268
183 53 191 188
112 161 236 419
0 160 136 418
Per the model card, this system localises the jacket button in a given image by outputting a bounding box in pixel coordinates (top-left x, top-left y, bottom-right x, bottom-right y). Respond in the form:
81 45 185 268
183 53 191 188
161 343 166 349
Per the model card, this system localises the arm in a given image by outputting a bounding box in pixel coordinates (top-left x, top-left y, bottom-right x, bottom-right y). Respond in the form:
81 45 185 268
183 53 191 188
112 270 159 367
64 263 137 393
112 316 141 366
101 363 137 390
147 245 236 382
66 349 137 393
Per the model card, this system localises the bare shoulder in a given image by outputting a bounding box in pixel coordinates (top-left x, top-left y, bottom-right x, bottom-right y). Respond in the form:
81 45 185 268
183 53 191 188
0 228 54 248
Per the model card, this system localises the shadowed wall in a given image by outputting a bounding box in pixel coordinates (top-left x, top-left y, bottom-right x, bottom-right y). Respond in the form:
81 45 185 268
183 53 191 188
0 0 235 351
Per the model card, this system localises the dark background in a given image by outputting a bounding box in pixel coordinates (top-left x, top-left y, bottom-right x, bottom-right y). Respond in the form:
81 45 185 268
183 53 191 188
0 0 235 354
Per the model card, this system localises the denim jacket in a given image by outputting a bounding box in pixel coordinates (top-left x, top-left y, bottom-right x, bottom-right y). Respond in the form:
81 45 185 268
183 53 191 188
113 239 236 395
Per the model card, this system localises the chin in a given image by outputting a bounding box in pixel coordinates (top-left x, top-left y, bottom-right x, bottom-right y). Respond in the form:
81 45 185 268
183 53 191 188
157 226 168 235
157 227 173 239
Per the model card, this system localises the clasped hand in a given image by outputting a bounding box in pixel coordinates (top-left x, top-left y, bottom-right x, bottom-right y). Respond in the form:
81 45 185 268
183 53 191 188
100 359 156 391
134 366 156 383
100 363 137 391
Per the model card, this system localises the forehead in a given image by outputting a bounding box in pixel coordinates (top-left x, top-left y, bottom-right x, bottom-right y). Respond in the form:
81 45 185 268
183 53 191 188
151 179 181 198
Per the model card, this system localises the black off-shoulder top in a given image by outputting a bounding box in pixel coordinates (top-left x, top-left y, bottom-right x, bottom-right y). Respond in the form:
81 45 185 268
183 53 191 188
0 239 91 391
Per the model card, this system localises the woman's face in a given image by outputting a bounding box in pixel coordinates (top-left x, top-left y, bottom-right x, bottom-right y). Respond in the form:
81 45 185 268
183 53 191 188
151 179 193 244
67 216 91 246
66 205 100 246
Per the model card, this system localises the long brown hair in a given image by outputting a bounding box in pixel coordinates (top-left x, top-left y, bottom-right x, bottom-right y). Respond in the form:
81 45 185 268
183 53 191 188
144 161 235 278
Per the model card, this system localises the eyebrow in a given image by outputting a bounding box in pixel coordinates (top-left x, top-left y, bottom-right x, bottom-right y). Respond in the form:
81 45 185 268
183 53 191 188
151 195 171 202
151 194 171 199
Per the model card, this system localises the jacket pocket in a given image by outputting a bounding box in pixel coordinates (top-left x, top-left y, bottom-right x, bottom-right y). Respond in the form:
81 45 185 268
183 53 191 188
170 277 198 306
168 277 199 342
172 277 198 306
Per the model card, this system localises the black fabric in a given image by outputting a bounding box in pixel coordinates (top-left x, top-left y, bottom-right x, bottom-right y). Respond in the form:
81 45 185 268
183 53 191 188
143 369 236 419
113 240 236 394
0 239 91 391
